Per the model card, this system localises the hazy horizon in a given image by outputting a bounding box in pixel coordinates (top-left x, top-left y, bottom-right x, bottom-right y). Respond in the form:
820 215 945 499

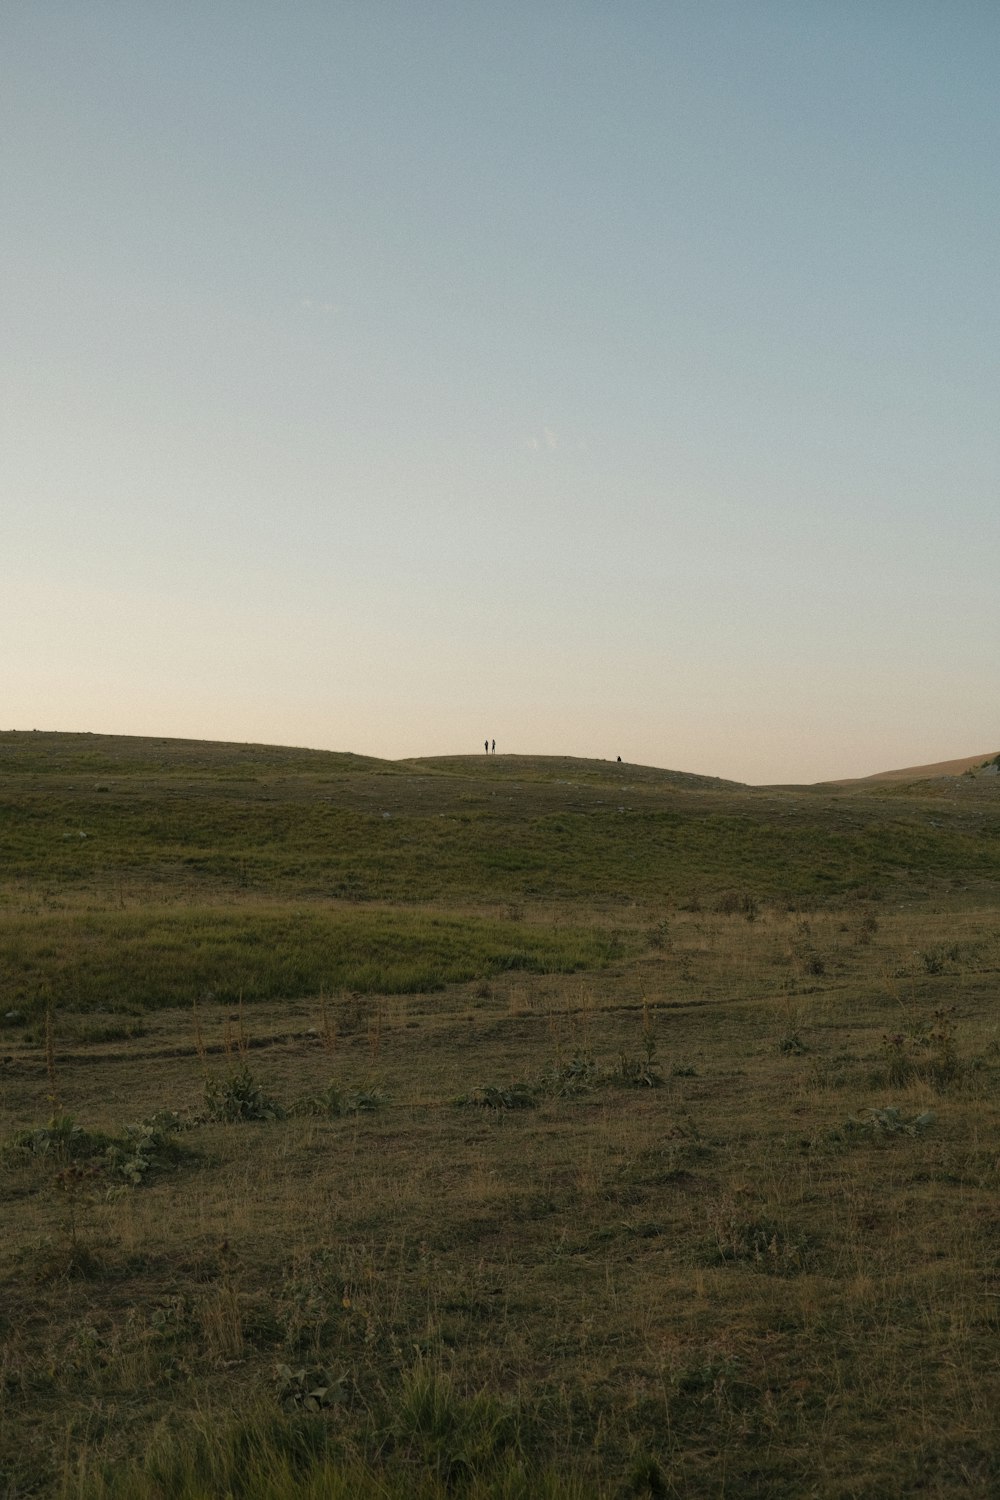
5 4 998 785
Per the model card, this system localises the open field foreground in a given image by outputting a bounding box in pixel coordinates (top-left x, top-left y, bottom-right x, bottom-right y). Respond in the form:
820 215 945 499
3 733 1000 1497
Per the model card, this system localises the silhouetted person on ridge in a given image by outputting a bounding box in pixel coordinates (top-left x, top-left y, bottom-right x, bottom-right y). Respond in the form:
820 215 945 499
491 740 495 754
485 740 489 754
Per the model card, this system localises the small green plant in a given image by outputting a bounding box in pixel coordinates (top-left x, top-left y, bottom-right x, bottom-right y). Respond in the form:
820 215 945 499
778 1032 808 1055
669 1348 742 1401
614 1002 663 1087
702 1206 808 1274
881 1031 910 1087
51 1161 104 1276
880 1008 961 1091
846 1106 936 1137
614 1050 664 1088
203 1064 285 1123
4 1113 92 1162
537 1053 602 1098
458 1083 537 1110
856 912 879 944
716 891 758 921
4 1111 190 1188
102 1118 191 1184
349 1088 388 1112
646 918 672 951
292 1084 388 1117
2 1116 110 1276
274 1362 348 1413
925 1008 961 1087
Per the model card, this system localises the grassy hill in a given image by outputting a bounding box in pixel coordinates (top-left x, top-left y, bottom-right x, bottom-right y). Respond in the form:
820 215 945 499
828 750 1000 785
5 731 1000 918
4 732 1000 1496
4 729 1000 1019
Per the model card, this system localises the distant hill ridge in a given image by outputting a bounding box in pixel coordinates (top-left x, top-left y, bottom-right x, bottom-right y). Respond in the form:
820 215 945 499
0 731 744 792
2 729 996 790
6 728 1000 909
830 752 1000 786
406 753 745 792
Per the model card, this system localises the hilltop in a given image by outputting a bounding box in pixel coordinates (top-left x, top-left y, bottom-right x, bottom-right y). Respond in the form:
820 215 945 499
406 751 744 792
4 730 1000 922
5 727 998 793
0 731 741 789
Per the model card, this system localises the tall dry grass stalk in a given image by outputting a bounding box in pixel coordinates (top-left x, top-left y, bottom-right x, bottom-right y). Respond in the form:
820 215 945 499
44 1001 60 1112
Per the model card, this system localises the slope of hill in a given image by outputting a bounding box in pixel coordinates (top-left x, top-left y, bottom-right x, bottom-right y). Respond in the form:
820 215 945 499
829 751 1000 785
4 732 1000 925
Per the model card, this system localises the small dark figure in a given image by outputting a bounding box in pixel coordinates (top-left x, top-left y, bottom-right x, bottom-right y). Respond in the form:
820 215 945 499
617 755 621 762
491 740 495 754
485 740 489 754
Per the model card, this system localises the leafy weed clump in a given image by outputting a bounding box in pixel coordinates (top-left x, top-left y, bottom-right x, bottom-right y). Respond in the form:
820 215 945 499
274 1362 348 1413
4 1111 192 1185
534 1004 664 1096
3 1114 111 1165
612 1001 663 1087
880 1008 962 1091
457 1083 538 1111
845 1106 936 1139
646 918 672 950
702 1204 811 1274
921 944 961 975
518 1045 662 1100
811 1105 937 1154
624 1119 712 1185
290 1084 388 1118
102 1118 192 1184
536 1054 604 1099
613 1049 664 1088
203 1064 286 1123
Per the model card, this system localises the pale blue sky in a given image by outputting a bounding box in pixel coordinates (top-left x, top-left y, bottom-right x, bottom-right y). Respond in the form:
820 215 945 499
4 3 998 783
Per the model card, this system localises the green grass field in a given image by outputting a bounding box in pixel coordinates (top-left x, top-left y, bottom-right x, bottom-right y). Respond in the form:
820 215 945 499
3 731 1000 1496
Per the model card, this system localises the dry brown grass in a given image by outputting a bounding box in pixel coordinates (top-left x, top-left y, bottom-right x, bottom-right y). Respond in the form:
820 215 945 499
3 901 1000 1496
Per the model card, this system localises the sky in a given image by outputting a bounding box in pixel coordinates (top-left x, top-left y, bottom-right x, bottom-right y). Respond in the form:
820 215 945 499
3 2 998 785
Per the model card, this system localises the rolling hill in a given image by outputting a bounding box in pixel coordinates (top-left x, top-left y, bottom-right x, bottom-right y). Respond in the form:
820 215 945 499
829 751 1000 785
